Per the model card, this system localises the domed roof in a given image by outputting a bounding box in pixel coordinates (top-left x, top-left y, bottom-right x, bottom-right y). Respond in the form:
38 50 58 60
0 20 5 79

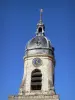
25 34 54 57
25 10 54 57
26 35 51 50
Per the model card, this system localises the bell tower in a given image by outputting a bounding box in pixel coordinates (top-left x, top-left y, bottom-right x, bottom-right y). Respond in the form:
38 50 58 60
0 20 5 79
9 9 60 100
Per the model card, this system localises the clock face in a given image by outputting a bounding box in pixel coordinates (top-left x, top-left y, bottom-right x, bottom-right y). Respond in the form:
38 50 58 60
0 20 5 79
32 58 42 67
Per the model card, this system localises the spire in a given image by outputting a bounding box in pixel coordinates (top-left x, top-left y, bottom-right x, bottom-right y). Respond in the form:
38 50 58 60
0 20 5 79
36 9 45 36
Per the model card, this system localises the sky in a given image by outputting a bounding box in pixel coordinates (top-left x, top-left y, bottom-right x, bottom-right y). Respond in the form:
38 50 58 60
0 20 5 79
0 0 75 100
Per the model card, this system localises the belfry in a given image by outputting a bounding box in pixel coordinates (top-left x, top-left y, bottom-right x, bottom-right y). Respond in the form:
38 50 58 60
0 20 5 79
9 9 60 100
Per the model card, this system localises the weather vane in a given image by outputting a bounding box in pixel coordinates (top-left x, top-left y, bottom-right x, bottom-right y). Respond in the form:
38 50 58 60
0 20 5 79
40 9 43 22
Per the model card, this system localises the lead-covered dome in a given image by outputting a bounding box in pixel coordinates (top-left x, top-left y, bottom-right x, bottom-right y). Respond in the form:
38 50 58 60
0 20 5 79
25 35 54 57
26 35 51 50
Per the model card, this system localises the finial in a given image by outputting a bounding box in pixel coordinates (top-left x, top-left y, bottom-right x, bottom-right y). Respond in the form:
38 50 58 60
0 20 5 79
40 9 43 22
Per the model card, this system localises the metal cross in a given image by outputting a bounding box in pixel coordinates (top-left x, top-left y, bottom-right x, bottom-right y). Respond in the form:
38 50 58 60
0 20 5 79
40 9 43 22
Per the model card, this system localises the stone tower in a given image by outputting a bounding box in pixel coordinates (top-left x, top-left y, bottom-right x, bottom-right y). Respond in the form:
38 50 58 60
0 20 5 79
9 9 60 100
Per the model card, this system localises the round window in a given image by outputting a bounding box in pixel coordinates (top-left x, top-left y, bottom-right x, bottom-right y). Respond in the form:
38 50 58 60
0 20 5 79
32 58 42 67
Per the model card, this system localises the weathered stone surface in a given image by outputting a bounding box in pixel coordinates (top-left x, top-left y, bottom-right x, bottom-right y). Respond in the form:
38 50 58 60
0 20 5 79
22 56 54 92
9 94 59 100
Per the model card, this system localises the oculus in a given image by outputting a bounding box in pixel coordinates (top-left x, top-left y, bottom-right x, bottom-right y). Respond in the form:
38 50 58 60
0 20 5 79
32 58 42 67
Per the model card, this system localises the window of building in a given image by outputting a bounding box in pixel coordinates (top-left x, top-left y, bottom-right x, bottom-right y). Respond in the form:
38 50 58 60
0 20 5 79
38 27 42 33
31 69 42 90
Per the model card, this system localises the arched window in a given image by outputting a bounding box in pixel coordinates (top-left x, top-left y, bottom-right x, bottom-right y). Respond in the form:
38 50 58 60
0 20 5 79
31 69 42 90
38 27 42 33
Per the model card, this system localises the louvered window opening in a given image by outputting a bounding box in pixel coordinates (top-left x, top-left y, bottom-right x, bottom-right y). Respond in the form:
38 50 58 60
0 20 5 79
31 69 42 90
